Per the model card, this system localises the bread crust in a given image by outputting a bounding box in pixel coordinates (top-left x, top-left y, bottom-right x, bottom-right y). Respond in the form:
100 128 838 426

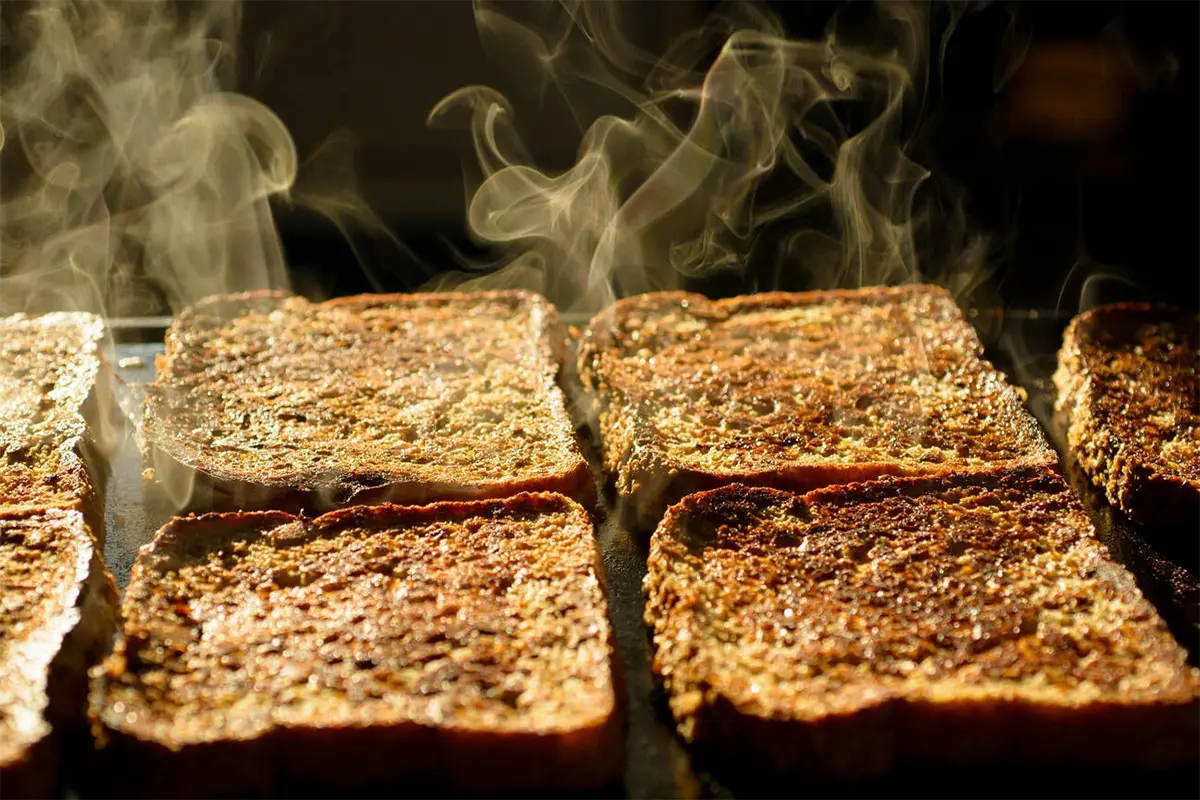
89 493 622 797
0 508 119 798
0 312 109 545
1053 303 1199 527
579 286 1057 529
0 313 117 796
144 290 595 514
644 469 1200 778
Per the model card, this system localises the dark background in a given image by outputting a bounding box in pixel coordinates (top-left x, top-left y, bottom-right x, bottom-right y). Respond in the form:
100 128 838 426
250 1 1197 312
5 1 1197 313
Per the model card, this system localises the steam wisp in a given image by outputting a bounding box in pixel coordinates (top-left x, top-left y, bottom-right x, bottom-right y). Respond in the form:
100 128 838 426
0 0 307 512
0 0 296 317
429 1 986 313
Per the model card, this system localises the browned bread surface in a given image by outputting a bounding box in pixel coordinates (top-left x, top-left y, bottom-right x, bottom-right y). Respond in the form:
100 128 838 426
0 313 106 538
1054 303 1199 527
90 493 621 796
578 286 1057 528
144 290 593 512
1 508 119 798
644 469 1200 778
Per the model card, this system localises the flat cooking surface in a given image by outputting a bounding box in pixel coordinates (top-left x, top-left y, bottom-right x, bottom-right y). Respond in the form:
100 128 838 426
94 311 1198 799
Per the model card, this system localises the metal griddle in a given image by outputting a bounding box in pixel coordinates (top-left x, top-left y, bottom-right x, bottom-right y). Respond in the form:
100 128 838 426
90 311 1198 800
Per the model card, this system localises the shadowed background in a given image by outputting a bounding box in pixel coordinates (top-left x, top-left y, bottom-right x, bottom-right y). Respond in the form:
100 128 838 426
2 0 1196 312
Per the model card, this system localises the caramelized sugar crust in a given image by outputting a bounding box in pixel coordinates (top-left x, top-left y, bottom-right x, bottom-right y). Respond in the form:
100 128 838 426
90 493 620 793
0 313 104 515
1054 303 1199 526
580 286 1055 527
645 469 1199 775
145 291 592 511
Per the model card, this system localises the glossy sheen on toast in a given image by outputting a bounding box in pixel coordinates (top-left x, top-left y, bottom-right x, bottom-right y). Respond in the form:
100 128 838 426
644 469 1200 778
90 493 621 796
0 313 106 535
0 508 119 798
1054 303 1199 527
144 291 593 513
579 286 1057 528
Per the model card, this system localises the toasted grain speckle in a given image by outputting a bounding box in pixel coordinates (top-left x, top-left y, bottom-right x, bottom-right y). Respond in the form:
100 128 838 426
92 493 618 753
143 291 591 510
578 287 1057 527
645 470 1200 775
1053 303 1199 526
0 313 103 512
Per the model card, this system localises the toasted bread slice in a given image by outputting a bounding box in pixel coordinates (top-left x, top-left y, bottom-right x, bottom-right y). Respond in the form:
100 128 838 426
89 493 621 796
579 286 1057 528
0 313 107 542
1054 303 1199 527
644 469 1199 778
1 508 119 798
143 291 593 513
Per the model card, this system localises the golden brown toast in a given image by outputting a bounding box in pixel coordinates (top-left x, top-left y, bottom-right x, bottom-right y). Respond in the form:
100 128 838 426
579 286 1057 528
0 508 119 798
89 493 621 797
0 313 107 541
644 468 1200 778
1054 303 1199 527
144 290 593 512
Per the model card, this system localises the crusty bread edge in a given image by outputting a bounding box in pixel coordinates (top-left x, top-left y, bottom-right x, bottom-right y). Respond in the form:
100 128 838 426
679 690 1200 779
140 448 597 517
1 509 119 799
609 411 1058 531
0 314 117 796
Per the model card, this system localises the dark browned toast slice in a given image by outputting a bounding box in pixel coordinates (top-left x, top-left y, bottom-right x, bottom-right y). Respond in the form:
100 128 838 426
579 286 1057 528
143 291 593 513
644 468 1200 779
0 312 108 542
1054 303 1199 527
0 508 119 798
89 493 621 797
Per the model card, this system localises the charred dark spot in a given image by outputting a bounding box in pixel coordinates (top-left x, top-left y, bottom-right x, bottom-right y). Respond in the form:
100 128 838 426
772 531 801 548
847 539 874 562
5 448 34 466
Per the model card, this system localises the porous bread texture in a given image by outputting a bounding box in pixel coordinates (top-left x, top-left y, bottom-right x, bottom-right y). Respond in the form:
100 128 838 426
1 508 119 798
644 468 1200 778
144 290 593 513
579 285 1057 528
1054 302 1199 527
0 314 115 796
0 312 107 540
90 493 622 796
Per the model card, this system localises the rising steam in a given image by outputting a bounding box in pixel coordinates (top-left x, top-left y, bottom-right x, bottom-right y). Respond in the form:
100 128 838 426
0 0 295 316
429 0 987 312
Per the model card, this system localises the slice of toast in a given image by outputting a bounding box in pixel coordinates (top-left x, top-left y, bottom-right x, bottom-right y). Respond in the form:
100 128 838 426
1 508 120 798
89 493 622 797
1053 303 1199 527
144 291 593 513
578 286 1057 528
0 312 108 542
644 468 1200 778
